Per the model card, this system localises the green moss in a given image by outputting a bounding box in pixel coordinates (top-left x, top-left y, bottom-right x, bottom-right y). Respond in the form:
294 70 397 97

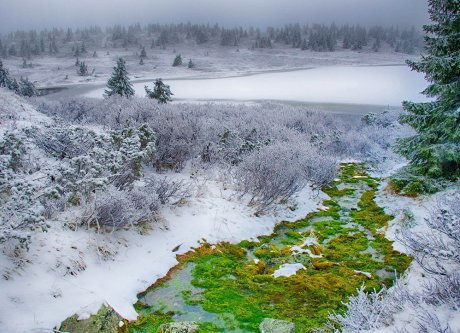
350 190 393 234
60 305 124 333
126 311 173 333
120 163 412 333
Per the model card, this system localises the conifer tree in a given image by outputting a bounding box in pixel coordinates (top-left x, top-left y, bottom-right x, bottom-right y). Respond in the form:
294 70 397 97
0 60 10 87
77 61 88 76
18 77 37 97
105 58 134 98
172 54 182 67
188 59 195 68
394 0 460 191
145 79 173 104
140 46 147 58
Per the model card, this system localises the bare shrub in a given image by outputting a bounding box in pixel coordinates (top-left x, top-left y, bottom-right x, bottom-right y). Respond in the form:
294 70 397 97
144 176 191 205
399 191 460 276
233 143 305 208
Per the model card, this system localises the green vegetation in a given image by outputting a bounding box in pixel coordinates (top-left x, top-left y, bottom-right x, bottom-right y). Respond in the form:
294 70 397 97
393 0 460 194
116 163 411 332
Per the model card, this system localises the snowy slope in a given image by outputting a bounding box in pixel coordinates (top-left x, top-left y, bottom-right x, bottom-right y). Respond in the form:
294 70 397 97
0 90 325 333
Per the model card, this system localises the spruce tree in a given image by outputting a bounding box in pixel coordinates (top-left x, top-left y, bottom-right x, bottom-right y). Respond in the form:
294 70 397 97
0 60 10 87
140 46 147 58
18 77 37 97
105 58 135 98
394 0 460 192
145 79 173 104
172 54 182 67
77 61 88 76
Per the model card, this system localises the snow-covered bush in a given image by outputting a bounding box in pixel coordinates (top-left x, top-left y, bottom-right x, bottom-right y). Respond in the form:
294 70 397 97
30 124 99 160
34 97 408 208
143 176 191 205
399 192 460 276
328 190 460 332
84 186 150 230
0 179 48 248
327 285 403 332
233 143 306 208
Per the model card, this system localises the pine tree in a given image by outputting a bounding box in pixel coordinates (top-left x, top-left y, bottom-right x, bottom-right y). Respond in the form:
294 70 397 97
7 77 19 93
105 58 135 98
77 61 88 76
140 46 147 58
0 60 10 87
139 57 144 65
18 77 37 97
145 79 173 104
172 54 182 67
188 59 195 68
394 0 460 192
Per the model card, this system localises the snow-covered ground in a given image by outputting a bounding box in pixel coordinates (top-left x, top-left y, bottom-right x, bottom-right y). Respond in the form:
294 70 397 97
374 184 460 332
3 46 418 89
0 91 326 333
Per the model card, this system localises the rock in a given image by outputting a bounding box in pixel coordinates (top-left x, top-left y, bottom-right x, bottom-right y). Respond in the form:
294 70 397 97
157 321 199 333
259 318 295 333
59 304 124 333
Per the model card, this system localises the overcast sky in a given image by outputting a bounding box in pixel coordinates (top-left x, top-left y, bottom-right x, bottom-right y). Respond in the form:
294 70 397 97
0 0 429 33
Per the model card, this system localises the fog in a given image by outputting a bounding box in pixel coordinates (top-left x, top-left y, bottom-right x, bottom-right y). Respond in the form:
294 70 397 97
0 0 429 33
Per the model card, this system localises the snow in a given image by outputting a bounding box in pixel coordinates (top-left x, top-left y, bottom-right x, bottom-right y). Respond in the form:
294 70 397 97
372 181 460 332
3 47 418 89
272 263 306 278
354 270 372 279
84 65 429 106
0 89 325 333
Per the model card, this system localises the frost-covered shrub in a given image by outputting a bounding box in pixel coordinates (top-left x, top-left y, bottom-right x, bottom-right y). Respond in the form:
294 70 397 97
423 272 460 311
0 179 48 248
330 191 460 332
86 186 145 230
399 191 460 276
327 285 401 332
417 310 454 333
84 177 185 231
30 124 99 160
34 97 409 205
216 128 271 165
144 176 191 205
33 123 156 203
298 145 338 188
0 132 26 173
233 143 305 208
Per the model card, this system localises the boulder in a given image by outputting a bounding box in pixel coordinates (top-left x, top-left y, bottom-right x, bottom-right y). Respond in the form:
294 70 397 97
259 318 295 333
157 321 199 333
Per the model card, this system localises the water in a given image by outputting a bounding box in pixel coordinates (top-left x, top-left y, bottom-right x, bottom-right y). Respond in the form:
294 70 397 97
83 65 428 106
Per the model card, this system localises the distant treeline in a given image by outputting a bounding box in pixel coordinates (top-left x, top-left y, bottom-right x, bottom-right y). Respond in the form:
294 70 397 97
0 22 423 59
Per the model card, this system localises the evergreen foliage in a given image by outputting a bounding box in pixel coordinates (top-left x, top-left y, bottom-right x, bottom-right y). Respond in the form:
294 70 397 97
104 58 134 98
77 61 88 76
0 60 9 87
18 77 38 97
144 79 173 104
394 0 460 192
140 46 147 58
172 54 182 67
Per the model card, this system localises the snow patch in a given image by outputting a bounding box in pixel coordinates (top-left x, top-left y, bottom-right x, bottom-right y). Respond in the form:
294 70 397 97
273 263 306 278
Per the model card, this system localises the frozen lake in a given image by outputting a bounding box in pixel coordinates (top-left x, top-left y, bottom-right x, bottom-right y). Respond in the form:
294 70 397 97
82 65 428 106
